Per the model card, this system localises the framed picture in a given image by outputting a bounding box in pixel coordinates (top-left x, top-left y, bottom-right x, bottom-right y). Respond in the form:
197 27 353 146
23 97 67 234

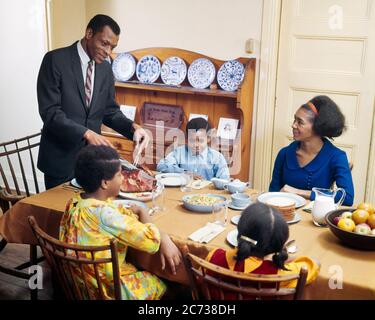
188 113 208 121
120 105 137 121
217 117 239 140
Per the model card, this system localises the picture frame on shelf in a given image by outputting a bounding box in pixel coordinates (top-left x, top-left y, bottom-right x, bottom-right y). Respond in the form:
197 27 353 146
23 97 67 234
188 113 208 121
120 105 137 121
217 117 239 140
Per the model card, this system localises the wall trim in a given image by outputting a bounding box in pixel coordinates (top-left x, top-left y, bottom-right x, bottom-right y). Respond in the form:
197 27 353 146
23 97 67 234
253 0 282 192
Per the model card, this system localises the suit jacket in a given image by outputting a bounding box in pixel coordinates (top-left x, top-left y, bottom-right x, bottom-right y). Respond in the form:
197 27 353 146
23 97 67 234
37 41 134 179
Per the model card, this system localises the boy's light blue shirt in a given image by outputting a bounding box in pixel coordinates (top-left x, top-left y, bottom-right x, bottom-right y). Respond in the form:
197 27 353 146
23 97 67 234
156 145 230 181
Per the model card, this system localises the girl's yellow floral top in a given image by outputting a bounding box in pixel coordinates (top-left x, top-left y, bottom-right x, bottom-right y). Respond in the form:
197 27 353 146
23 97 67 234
59 194 166 300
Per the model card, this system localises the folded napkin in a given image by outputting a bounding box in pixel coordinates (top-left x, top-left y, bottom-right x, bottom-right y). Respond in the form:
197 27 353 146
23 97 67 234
188 222 226 243
190 180 212 190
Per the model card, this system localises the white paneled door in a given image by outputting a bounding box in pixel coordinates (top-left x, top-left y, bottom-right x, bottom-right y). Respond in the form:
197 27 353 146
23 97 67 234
273 0 375 203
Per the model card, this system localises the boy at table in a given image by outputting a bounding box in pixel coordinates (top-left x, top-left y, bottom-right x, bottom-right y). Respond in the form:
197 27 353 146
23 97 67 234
156 117 230 180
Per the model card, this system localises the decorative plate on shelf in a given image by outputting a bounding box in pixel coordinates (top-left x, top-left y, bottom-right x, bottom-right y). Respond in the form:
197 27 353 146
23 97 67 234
187 58 216 89
217 60 245 91
161 56 187 86
136 55 161 83
112 53 136 82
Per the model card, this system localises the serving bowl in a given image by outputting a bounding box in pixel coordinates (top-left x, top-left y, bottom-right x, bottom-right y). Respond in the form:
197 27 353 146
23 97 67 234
182 194 227 213
326 208 375 251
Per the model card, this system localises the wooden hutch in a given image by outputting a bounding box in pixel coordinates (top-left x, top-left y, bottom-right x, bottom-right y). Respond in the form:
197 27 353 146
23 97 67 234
102 48 255 181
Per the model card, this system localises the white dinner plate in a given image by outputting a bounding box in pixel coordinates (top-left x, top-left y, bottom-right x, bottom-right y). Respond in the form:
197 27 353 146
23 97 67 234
287 212 302 225
70 178 82 189
257 192 306 208
155 173 188 187
231 215 241 225
112 199 148 209
188 58 216 89
118 182 163 202
226 229 238 247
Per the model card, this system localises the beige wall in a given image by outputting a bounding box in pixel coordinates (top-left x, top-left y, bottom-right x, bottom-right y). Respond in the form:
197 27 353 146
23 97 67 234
86 0 262 60
49 0 86 49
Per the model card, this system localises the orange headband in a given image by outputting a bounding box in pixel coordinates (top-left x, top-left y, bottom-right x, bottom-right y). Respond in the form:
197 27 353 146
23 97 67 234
307 102 318 115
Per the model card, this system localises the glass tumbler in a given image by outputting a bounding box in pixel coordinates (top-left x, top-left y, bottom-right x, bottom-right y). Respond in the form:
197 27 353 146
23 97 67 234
180 170 193 192
212 202 228 227
150 183 165 215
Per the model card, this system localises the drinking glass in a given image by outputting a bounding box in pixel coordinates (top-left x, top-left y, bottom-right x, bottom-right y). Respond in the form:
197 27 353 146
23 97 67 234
180 170 193 192
150 183 165 215
212 202 228 227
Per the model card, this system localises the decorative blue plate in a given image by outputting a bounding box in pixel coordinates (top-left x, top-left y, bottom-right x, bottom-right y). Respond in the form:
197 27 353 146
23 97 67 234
136 55 161 83
188 58 216 89
217 60 245 91
182 194 228 213
161 56 187 86
112 53 136 82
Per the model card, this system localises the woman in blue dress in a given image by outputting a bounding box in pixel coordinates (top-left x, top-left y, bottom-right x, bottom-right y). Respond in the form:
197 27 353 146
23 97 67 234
269 95 354 206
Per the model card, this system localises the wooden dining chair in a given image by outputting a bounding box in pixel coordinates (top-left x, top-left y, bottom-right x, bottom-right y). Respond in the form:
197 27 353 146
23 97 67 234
28 216 122 300
0 132 43 300
183 251 308 300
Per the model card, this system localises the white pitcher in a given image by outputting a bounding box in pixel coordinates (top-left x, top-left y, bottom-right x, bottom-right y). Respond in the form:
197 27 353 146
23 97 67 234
311 187 346 227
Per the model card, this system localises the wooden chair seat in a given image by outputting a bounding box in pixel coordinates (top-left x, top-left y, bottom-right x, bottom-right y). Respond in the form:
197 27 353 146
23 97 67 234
183 251 308 300
0 132 43 300
28 216 122 300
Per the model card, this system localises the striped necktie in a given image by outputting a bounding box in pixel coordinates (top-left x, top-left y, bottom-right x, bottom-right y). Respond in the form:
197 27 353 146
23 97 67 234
85 60 93 107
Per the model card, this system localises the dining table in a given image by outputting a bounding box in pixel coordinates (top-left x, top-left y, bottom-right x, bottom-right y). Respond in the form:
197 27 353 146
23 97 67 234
0 182 374 300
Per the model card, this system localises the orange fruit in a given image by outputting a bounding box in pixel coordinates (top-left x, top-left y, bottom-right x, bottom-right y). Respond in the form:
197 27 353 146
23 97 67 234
357 202 375 215
337 218 355 232
367 214 375 229
352 209 369 225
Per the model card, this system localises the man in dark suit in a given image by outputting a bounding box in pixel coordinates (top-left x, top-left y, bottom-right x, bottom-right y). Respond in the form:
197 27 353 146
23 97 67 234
37 14 149 189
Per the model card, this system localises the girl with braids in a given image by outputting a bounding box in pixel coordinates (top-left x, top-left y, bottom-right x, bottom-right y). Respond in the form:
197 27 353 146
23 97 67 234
60 145 181 299
206 203 320 299
269 95 354 206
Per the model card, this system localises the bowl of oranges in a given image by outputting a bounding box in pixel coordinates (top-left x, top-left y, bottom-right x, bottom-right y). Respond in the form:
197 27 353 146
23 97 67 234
326 203 375 250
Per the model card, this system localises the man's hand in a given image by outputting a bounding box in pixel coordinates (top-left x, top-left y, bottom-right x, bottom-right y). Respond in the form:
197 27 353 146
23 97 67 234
132 123 150 156
84 129 114 148
159 233 182 275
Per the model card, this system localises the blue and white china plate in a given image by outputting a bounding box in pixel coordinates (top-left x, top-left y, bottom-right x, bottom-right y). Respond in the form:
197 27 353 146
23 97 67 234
217 60 245 91
155 173 188 187
70 178 82 189
188 58 216 89
182 194 227 213
257 192 306 208
161 56 187 86
136 55 161 83
112 199 148 209
112 53 136 82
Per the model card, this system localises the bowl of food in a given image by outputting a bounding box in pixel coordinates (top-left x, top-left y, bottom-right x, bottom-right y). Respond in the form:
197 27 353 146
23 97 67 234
326 203 375 250
182 194 228 213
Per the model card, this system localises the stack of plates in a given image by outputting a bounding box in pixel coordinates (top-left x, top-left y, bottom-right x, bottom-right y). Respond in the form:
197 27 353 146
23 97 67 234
266 197 296 222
